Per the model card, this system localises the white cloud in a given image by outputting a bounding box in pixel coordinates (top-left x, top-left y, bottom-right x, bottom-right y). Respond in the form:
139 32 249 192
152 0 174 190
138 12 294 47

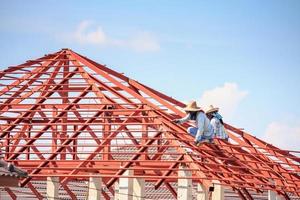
63 20 160 52
198 82 248 118
262 120 300 151
73 20 107 45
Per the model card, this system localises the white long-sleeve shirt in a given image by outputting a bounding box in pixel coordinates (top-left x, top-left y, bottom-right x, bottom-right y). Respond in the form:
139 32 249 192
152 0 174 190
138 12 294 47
210 117 228 139
178 112 213 139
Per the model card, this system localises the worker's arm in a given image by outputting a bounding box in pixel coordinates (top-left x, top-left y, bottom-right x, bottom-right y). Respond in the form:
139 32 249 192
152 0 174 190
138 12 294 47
173 113 191 124
195 112 205 142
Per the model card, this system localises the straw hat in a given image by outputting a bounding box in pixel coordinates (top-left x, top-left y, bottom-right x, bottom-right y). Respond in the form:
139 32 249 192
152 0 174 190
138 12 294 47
206 105 219 114
183 101 202 112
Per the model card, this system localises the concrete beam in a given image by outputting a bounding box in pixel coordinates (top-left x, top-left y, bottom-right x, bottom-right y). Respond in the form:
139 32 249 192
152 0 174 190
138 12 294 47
196 183 208 200
211 181 224 200
177 165 192 200
117 170 133 200
46 177 59 200
88 176 102 200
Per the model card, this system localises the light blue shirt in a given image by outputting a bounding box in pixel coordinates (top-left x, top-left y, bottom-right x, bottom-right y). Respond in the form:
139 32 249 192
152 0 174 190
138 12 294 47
210 117 228 139
178 112 214 139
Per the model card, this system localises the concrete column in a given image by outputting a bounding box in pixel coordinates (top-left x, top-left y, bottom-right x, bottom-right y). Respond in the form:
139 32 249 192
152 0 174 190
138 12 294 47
268 190 277 200
133 178 145 200
268 190 282 200
114 181 120 200
177 165 192 200
46 177 59 200
211 181 224 200
117 170 133 200
268 180 282 200
88 176 102 200
196 183 208 200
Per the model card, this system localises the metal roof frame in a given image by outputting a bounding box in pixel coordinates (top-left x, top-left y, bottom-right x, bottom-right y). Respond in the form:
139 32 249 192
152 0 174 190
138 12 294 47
0 49 299 199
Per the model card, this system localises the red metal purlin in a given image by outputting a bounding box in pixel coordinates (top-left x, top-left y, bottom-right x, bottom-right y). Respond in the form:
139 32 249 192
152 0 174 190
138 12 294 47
0 48 299 199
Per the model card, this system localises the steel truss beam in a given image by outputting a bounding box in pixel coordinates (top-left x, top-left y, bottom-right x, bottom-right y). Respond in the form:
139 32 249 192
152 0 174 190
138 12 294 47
0 49 299 199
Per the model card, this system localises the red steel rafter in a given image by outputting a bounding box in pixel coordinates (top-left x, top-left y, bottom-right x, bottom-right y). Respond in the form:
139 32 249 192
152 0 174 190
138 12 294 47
0 48 299 199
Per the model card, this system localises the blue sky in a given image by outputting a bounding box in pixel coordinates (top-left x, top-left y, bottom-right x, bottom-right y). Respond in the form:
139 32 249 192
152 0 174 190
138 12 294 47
1 0 300 150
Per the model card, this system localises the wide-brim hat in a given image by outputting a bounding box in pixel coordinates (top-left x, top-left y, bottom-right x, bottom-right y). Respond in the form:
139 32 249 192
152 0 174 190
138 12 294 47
183 101 202 112
206 105 219 114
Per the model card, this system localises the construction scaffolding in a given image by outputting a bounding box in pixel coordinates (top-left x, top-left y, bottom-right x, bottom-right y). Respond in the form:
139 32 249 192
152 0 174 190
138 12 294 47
0 48 299 200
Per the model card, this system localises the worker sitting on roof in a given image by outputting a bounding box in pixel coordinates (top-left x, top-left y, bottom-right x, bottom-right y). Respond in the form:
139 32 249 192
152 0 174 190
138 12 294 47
172 101 214 145
206 105 229 141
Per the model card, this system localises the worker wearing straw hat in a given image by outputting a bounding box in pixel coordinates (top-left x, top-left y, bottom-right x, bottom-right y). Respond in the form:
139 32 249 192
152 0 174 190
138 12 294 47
173 101 214 145
206 105 229 141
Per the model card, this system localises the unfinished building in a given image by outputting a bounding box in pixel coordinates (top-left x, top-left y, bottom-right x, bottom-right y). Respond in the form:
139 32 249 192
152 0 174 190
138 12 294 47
0 49 299 199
